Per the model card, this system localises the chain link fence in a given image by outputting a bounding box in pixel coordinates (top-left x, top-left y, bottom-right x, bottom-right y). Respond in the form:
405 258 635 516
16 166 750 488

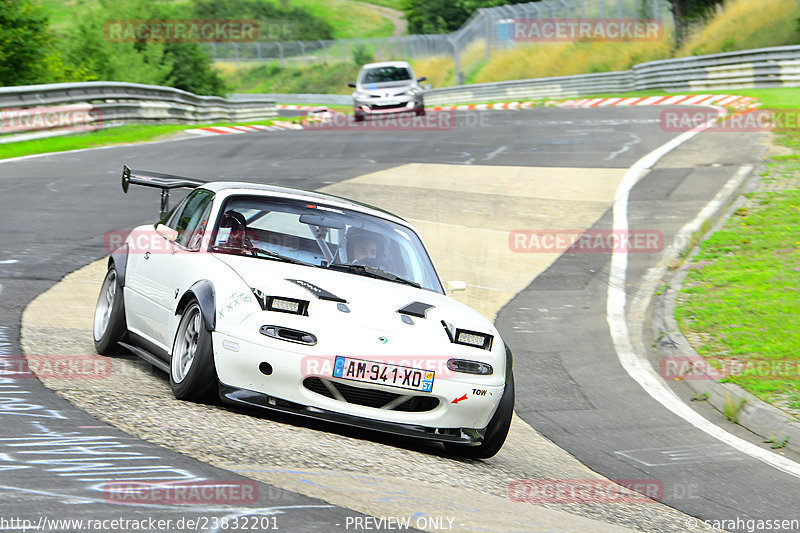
208 0 674 83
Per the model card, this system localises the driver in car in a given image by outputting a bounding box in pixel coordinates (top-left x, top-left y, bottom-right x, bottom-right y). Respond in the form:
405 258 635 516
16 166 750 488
346 228 383 264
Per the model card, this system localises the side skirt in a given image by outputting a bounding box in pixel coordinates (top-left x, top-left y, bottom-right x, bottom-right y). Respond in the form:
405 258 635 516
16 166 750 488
119 339 170 373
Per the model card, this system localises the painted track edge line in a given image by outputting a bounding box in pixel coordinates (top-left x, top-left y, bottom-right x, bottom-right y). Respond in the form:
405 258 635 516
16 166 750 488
606 112 800 478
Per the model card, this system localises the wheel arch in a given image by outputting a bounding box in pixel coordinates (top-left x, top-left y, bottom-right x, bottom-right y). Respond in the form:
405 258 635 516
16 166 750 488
176 280 216 331
504 343 513 384
108 244 129 286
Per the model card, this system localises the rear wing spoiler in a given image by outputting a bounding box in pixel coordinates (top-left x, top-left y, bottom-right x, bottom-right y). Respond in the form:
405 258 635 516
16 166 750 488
122 165 207 219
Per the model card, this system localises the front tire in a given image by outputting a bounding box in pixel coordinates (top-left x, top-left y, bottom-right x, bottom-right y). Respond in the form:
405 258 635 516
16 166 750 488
93 266 127 355
170 300 218 403
445 375 515 459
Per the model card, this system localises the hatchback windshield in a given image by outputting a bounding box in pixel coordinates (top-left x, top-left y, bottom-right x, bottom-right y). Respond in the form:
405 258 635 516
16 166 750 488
210 196 443 293
360 66 412 84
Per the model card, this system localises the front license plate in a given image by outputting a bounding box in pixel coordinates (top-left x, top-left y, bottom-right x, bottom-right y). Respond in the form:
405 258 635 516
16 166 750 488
333 356 434 392
380 99 400 106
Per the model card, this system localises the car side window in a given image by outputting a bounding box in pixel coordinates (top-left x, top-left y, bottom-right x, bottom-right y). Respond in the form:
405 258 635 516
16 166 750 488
170 189 215 249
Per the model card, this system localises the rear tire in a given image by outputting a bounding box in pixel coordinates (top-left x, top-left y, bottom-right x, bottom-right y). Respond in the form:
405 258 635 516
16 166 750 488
170 300 219 403
444 375 514 459
93 266 127 355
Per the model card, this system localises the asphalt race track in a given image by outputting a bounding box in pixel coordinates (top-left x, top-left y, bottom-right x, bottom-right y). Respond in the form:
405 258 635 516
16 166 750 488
2 107 799 532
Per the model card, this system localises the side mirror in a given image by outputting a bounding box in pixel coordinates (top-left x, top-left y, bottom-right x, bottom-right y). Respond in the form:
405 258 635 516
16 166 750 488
446 280 467 293
417 76 427 82
156 224 178 242
348 82 357 88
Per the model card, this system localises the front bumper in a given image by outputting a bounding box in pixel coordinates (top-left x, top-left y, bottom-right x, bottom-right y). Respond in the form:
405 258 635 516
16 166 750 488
353 95 424 117
212 329 505 435
220 384 484 445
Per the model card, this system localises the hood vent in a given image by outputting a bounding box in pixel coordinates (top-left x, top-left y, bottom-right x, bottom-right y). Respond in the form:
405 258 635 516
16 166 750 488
286 279 346 303
397 301 434 318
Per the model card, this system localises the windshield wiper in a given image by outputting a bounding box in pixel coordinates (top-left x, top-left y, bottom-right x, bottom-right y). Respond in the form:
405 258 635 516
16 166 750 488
250 247 316 266
211 245 313 266
328 264 420 288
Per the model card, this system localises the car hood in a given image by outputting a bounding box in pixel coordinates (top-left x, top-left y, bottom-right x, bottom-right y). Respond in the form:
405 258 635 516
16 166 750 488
213 253 498 354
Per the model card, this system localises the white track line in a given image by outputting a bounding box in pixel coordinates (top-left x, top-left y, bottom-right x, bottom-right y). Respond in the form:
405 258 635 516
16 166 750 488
606 110 800 478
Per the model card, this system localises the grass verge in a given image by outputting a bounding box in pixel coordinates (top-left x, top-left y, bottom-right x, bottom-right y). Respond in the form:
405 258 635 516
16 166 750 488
675 128 800 419
287 0 394 39
0 118 292 161
676 0 800 56
216 62 359 95
41 0 395 39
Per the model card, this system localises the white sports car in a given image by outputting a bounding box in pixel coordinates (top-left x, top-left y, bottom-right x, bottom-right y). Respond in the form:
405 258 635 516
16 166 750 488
93 166 514 458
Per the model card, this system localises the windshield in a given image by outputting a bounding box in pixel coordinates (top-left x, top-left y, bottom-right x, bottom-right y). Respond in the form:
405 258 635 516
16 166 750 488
210 196 443 293
360 66 412 84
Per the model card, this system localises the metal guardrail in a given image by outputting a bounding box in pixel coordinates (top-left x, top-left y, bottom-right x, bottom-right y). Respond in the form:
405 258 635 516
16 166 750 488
421 44 800 105
633 45 800 91
2 44 798 143
423 71 635 105
0 81 277 142
231 93 352 106
261 45 800 106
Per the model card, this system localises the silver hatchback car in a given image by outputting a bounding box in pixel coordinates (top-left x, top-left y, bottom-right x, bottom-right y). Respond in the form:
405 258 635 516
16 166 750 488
349 61 426 122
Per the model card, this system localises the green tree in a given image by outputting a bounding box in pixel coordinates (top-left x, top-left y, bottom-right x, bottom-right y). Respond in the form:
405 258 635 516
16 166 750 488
61 5 171 85
351 43 374 66
401 0 531 34
796 16 800 43
60 0 227 95
191 0 333 41
0 0 63 86
670 0 724 45
164 43 227 95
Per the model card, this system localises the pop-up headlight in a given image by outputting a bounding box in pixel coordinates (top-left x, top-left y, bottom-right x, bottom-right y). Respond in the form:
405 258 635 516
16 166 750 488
267 296 308 315
252 288 309 316
441 320 493 350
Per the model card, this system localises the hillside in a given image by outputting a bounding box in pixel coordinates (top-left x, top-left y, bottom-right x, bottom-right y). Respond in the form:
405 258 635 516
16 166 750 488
226 0 800 94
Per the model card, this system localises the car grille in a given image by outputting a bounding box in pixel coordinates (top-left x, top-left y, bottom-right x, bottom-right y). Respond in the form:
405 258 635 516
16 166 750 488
370 103 409 110
303 377 439 412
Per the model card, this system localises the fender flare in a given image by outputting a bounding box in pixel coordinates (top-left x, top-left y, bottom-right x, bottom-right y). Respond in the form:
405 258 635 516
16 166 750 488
505 344 514 384
109 244 129 286
176 280 216 331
